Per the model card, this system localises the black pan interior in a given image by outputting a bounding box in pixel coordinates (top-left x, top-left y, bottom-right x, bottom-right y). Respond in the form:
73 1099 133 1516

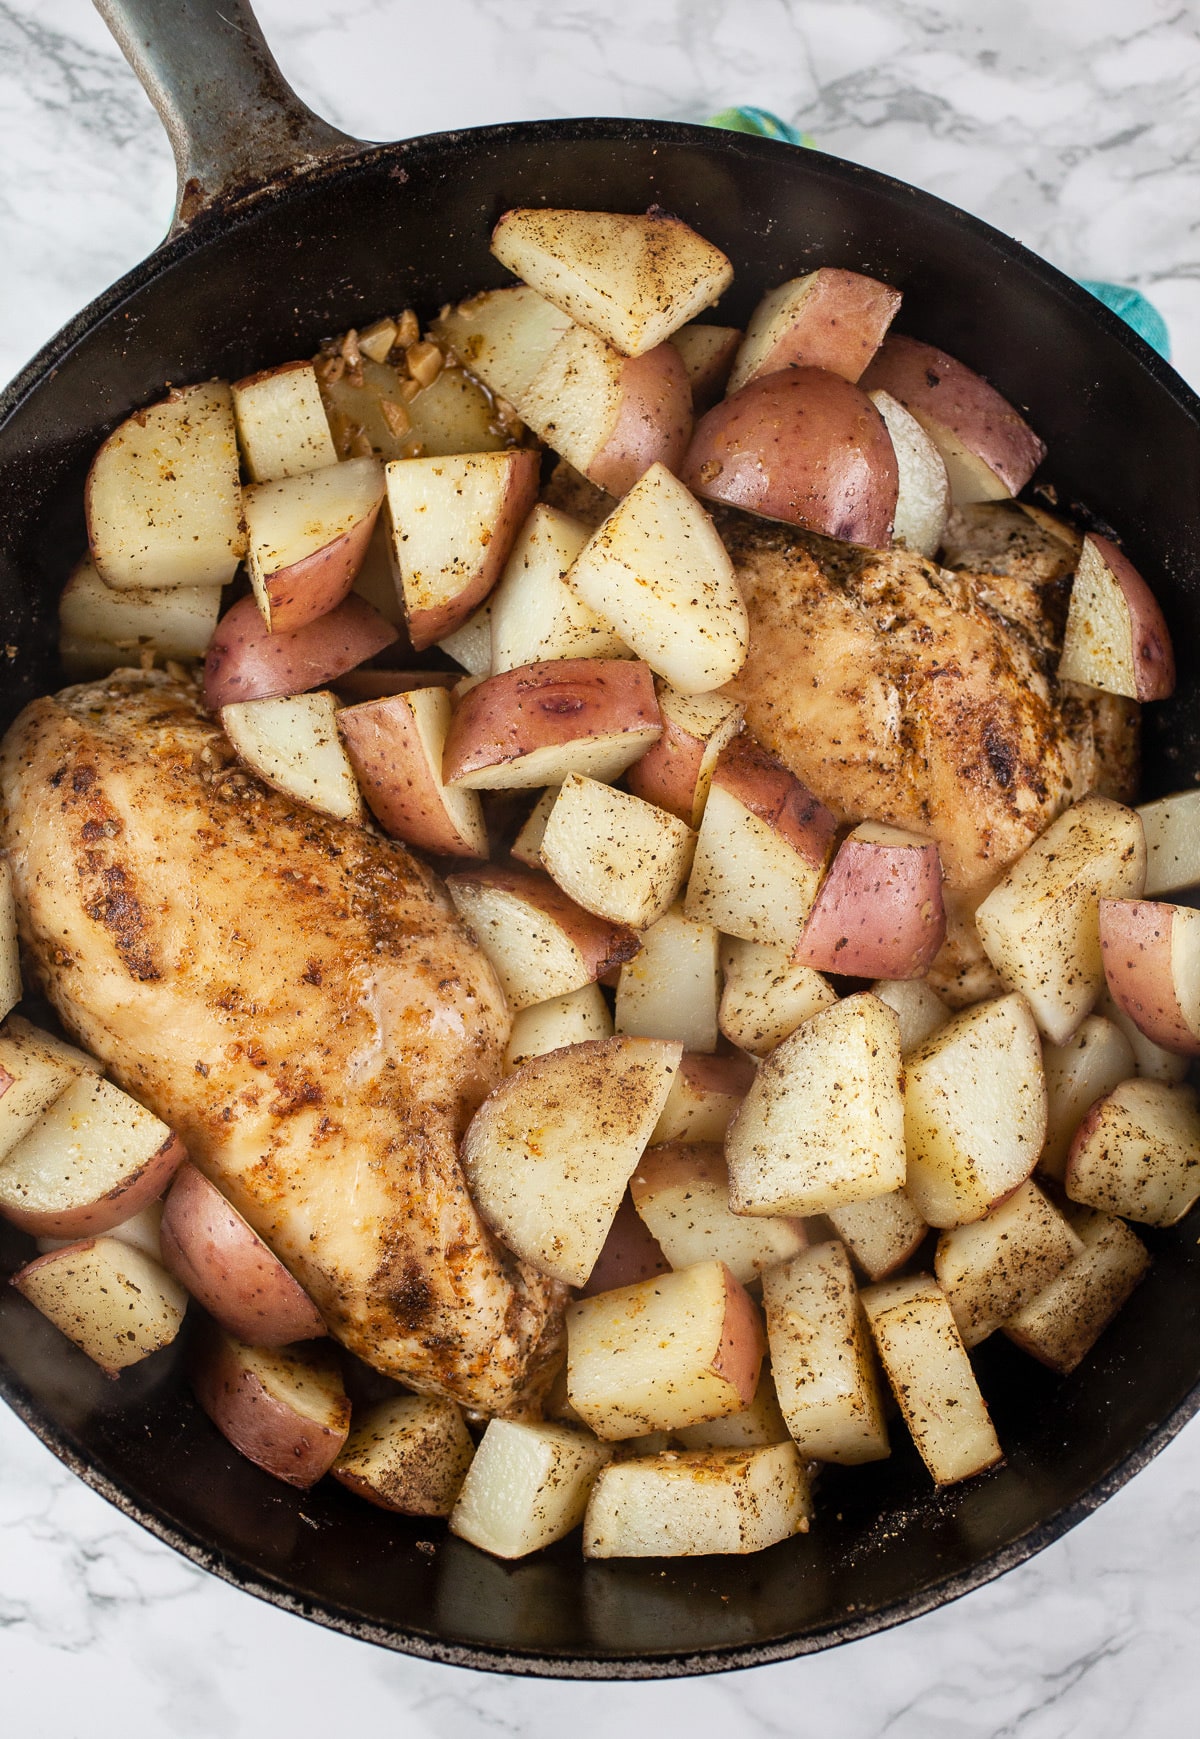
1 118 1199 1677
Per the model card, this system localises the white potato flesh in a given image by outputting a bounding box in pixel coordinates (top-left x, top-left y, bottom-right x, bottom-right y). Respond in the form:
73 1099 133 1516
933 1179 1082 1348
1097 985 1191 1085
220 693 364 823
349 515 405 631
868 978 951 1055
540 774 697 930
564 463 750 694
432 284 576 405
12 1237 188 1375
462 1036 680 1286
0 1073 177 1233
232 361 338 481
1058 534 1174 702
511 786 560 869
332 1395 475 1517
1039 1015 1136 1181
903 992 1047 1228
57 556 223 679
86 381 245 590
1139 790 1200 898
384 449 538 647
727 992 905 1218
862 1274 1003 1486
191 1331 350 1487
437 600 494 675
445 868 637 1010
827 1189 928 1283
719 936 837 1056
675 1364 789 1449
668 323 741 405
583 1442 810 1559
37 1200 164 1264
491 208 733 357
763 1241 890 1465
0 1018 102 1173
624 680 744 827
450 1420 612 1558
567 1259 764 1438
974 794 1147 1045
504 983 613 1071
649 1052 754 1145
0 860 18 1024
1065 1078 1200 1226
1100 898 1200 1056
868 389 949 557
630 1142 807 1284
489 503 628 671
615 906 720 1051
1003 1206 1150 1374
243 455 385 628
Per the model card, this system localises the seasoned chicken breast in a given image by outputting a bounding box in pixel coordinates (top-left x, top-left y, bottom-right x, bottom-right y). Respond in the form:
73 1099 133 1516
0 670 564 1413
718 505 1138 1001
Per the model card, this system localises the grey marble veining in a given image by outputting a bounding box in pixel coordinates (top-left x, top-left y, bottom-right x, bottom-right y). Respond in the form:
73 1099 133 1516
2 1 1200 1734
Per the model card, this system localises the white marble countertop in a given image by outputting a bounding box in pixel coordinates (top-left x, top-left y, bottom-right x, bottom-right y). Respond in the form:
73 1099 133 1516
3 1 1200 1733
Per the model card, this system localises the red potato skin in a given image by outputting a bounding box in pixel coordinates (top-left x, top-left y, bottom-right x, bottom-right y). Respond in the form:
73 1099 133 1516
860 333 1046 495
625 708 727 824
710 1262 766 1406
712 736 838 871
337 693 487 858
441 658 661 787
737 269 902 387
681 366 899 547
587 341 693 499
1100 899 1200 1056
794 833 947 978
258 503 382 634
189 1327 350 1489
404 449 541 651
445 862 642 979
678 1050 756 1099
159 1163 326 1345
0 1132 186 1240
203 593 398 710
580 1193 670 1297
1090 534 1176 702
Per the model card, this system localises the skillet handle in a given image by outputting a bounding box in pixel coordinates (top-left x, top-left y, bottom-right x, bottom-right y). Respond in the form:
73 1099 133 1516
95 0 363 232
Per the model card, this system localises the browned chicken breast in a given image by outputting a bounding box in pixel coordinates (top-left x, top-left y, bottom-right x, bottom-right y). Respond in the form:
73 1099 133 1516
718 504 1138 1001
0 670 565 1412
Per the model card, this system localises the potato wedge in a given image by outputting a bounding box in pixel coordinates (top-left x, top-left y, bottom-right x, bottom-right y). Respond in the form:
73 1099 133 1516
332 1395 474 1516
461 1036 681 1286
57 556 223 679
1138 790 1200 898
0 1016 101 1163
490 502 628 672
1003 1206 1150 1374
668 323 741 411
450 1419 612 1558
12 1237 188 1376
491 207 733 357
1100 898 1200 1056
1097 984 1191 1085
567 1259 764 1439
202 593 398 711
974 794 1147 1045
540 775 697 931
649 1050 755 1145
0 861 19 1025
674 1363 789 1450
243 456 385 633
624 681 744 827
728 269 900 392
564 462 749 695
614 906 720 1051
436 599 493 676
1039 1014 1136 1182
862 1274 1003 1486
220 692 364 824
432 285 575 405
867 388 950 557
190 1327 350 1489
868 977 950 1054
384 448 540 649
337 686 488 858
794 821 946 980
0 1073 184 1239
684 738 837 948
504 983 613 1070
933 1179 1082 1347
718 936 837 1056
1058 533 1175 702
583 1441 810 1558
442 658 661 791
1065 1077 1200 1226
726 992 905 1218
826 1188 928 1283
763 1241 890 1464
510 786 560 869
231 360 339 481
86 381 245 590
903 992 1046 1228
631 1142 807 1284
445 863 639 1009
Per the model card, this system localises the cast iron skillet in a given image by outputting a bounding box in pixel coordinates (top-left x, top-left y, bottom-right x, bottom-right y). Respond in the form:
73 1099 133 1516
2 0 1199 1681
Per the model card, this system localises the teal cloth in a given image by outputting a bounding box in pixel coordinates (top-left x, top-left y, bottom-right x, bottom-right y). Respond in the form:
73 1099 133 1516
706 107 1171 361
